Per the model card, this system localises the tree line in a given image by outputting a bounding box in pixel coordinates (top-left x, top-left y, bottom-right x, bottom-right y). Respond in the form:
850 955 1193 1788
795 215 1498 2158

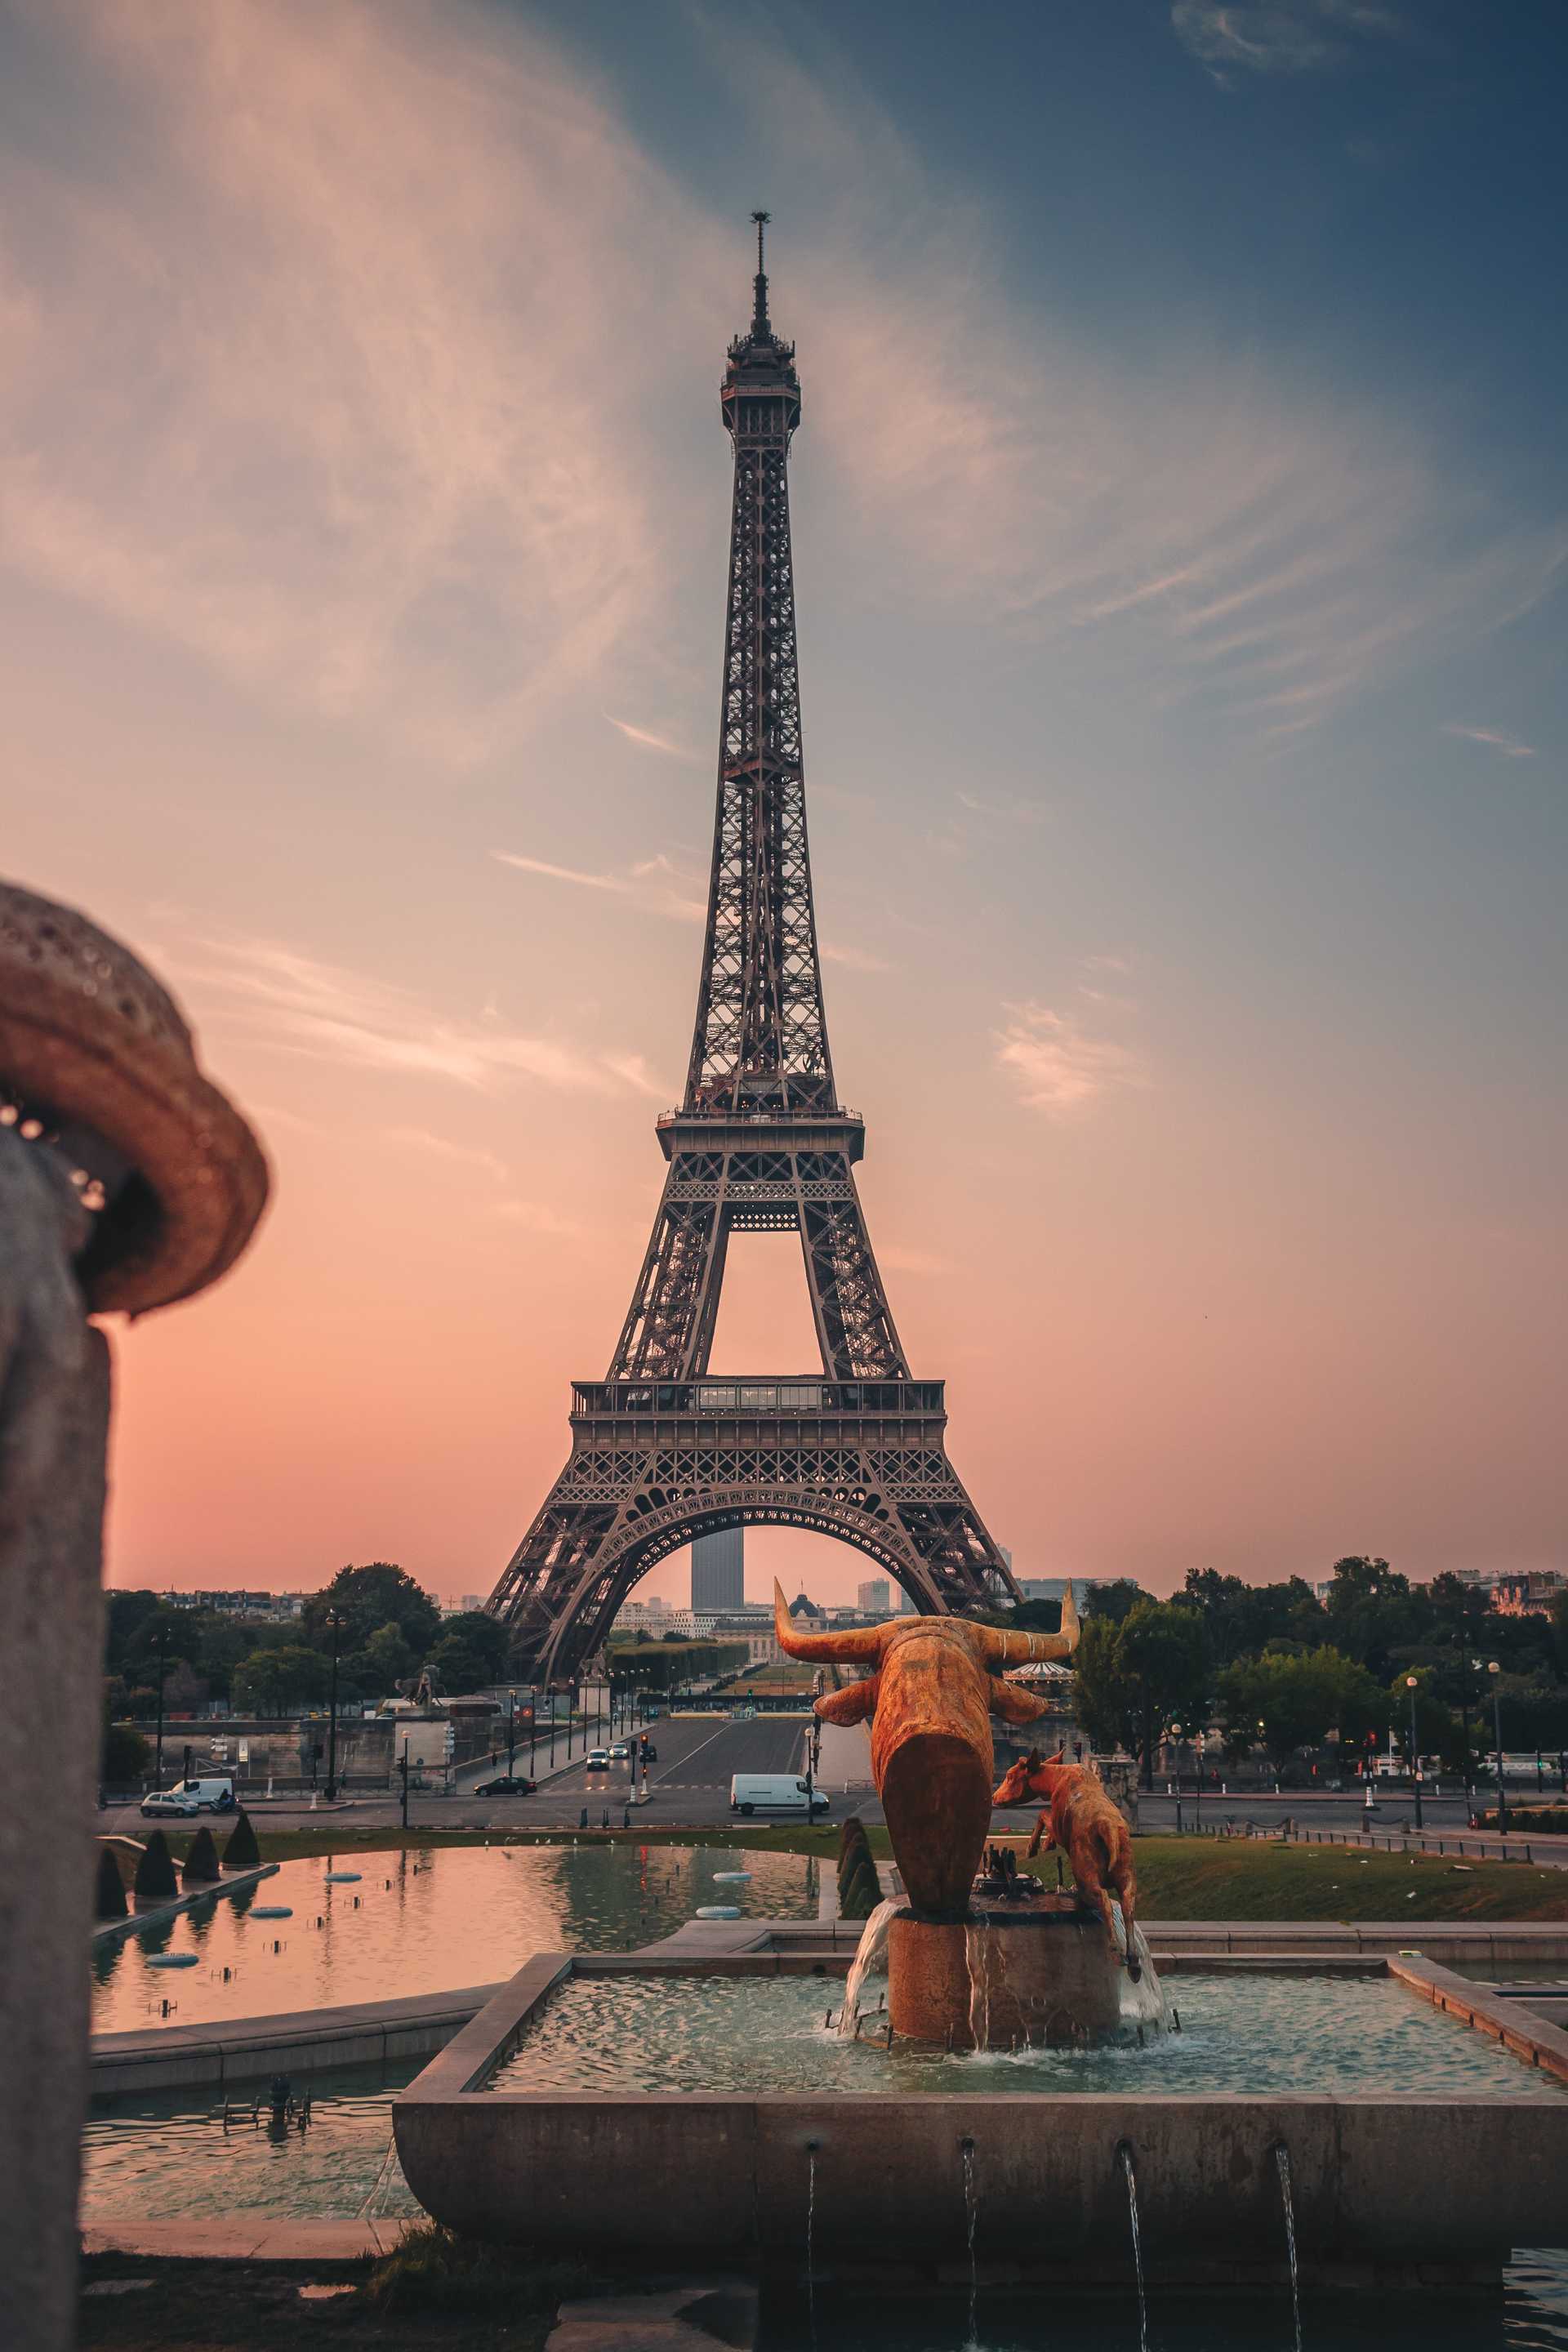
994 1558 1568 1786
105 1562 519 1727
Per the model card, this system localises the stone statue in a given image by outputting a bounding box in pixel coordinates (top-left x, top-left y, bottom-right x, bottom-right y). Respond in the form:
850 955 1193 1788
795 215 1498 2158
0 883 267 2352
772 1579 1078 1919
992 1745 1143 1980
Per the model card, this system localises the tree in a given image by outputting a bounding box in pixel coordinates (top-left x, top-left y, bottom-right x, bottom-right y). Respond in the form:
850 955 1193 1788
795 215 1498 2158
232 1644 330 1715
1178 1569 1325 1664
1322 1557 1423 1681
1386 1667 1459 1772
425 1634 491 1696
101 1718 149 1784
437 1611 510 1682
1217 1646 1383 1771
1116 1601 1209 1786
301 1565 440 1659
105 1589 166 1671
1083 1580 1142 1627
1071 1615 1140 1757
363 1620 416 1690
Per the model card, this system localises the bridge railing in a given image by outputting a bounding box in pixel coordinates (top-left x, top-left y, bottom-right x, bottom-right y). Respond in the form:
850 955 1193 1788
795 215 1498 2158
570 1377 944 1417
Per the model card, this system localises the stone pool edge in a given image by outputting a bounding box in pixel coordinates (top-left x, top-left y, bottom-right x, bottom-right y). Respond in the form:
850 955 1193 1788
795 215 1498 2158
389 1946 1568 2288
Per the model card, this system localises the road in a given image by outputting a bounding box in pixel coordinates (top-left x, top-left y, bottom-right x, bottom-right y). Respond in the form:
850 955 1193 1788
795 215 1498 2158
100 1712 838 1838
102 1729 1563 1850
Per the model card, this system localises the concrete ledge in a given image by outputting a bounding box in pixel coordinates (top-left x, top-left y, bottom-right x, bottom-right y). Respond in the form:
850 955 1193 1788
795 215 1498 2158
81 2217 412 2263
1390 1956 1568 2087
91 1983 506 2096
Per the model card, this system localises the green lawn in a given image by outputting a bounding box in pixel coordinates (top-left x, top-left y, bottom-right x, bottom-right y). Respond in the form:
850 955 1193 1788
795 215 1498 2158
108 1820 1568 1920
1031 1835 1568 1923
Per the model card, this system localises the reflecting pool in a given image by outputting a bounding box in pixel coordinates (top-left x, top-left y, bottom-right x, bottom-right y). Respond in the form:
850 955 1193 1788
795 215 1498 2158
82 2060 421 2221
91 1843 817 2031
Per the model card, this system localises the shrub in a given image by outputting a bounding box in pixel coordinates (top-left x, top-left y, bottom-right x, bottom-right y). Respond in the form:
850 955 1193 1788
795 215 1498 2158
840 1857 882 1922
222 1809 261 1869
362 2221 600 2319
133 1830 178 1902
95 1845 128 1921
182 1827 221 1885
101 1720 149 1785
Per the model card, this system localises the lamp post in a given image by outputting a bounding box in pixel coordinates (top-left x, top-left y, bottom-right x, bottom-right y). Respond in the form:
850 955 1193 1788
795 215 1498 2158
1490 1661 1507 1835
152 1620 170 1792
323 1607 346 1802
1169 1724 1183 1832
1405 1675 1423 1830
506 1688 518 1778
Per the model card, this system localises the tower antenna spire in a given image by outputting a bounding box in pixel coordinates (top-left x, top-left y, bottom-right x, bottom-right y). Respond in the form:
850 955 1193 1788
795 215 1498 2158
751 207 771 334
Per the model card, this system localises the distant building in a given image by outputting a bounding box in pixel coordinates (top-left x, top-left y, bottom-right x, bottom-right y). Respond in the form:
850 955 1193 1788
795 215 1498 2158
1441 1568 1564 1617
158 1589 305 1620
692 1526 744 1615
857 1577 891 1617
788 1591 826 1623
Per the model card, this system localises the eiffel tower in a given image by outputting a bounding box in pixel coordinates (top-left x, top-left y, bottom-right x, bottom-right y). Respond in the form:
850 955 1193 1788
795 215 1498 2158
486 220 1021 1685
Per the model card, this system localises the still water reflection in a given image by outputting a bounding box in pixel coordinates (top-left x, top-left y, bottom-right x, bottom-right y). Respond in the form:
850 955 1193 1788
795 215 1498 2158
91 1842 817 2031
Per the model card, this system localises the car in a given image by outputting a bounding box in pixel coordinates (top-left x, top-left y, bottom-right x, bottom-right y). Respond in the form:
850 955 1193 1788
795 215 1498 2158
472 1775 536 1796
140 1775 237 1818
636 1742 657 1764
609 1743 630 1760
585 1749 612 1771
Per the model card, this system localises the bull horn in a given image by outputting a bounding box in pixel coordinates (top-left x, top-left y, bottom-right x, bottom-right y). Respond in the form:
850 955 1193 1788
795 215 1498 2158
974 1577 1080 1666
772 1580 885 1663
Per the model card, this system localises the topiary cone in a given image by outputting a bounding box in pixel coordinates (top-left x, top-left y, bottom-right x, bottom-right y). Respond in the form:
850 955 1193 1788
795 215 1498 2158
133 1830 178 1903
222 1810 261 1869
95 1846 128 1921
182 1827 220 1886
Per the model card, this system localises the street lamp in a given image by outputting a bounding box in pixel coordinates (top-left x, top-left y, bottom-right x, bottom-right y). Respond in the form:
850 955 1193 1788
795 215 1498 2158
323 1607 347 1802
1405 1675 1423 1830
1489 1661 1507 1836
1169 1724 1183 1832
506 1688 518 1778
151 1620 171 1792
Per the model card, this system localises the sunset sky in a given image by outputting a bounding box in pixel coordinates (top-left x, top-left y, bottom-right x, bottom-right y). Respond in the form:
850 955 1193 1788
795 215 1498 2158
6 1 1564 1607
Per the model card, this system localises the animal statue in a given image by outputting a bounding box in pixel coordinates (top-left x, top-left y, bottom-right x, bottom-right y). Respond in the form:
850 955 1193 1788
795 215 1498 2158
992 1747 1143 1980
773 1580 1079 1920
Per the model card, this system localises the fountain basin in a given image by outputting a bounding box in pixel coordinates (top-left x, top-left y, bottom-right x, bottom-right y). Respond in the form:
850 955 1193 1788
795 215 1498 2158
394 1950 1568 2287
889 1902 1158 2048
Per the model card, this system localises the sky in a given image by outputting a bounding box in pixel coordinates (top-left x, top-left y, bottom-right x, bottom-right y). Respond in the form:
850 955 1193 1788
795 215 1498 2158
5 0 1565 1609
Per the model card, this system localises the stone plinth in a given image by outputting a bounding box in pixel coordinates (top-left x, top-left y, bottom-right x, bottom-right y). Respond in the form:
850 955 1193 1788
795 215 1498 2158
887 1900 1130 2048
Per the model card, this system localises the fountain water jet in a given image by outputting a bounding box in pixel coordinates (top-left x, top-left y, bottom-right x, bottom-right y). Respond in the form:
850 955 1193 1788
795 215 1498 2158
1119 2142 1150 2352
1276 2142 1303 2352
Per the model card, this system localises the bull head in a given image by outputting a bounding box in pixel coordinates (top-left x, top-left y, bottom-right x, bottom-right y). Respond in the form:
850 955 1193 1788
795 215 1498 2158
774 1582 1079 1922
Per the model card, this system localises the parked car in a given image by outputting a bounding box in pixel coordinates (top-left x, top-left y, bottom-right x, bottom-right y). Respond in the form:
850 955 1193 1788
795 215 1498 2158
472 1775 536 1796
585 1748 612 1771
140 1775 237 1818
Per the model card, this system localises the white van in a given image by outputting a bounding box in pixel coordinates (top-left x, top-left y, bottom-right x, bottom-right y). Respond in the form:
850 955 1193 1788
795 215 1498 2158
729 1773 830 1818
140 1776 237 1818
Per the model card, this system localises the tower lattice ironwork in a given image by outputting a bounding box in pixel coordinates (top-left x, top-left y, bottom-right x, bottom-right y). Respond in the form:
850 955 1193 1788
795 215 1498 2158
487 220 1021 1685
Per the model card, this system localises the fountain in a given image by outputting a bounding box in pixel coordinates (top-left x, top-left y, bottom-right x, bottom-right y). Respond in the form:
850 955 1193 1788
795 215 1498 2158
771 1580 1159 2050
388 1602 1568 2293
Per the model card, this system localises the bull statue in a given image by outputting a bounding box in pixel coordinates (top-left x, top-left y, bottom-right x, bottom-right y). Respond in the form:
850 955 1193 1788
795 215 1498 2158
773 1579 1079 1920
